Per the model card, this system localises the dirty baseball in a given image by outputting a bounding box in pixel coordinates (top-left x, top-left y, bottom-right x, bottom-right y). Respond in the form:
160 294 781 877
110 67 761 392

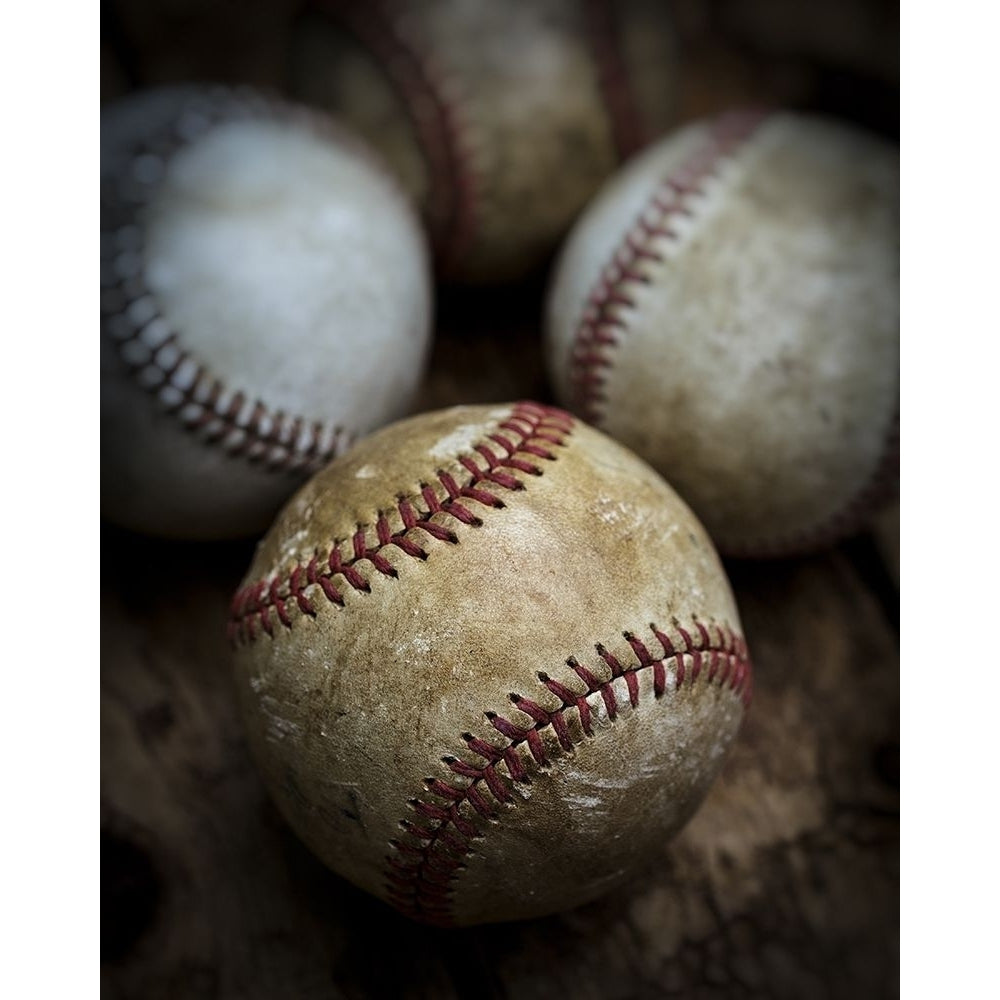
229 402 751 925
546 110 899 555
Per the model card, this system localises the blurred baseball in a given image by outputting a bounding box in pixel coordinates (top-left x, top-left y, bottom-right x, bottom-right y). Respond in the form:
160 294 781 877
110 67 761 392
229 402 751 925
289 0 677 282
101 85 432 539
546 111 899 556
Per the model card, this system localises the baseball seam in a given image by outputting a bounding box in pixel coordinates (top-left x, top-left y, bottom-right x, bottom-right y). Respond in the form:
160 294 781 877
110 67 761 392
385 618 751 925
581 0 647 161
317 0 482 275
566 109 898 555
567 109 766 425
101 87 365 475
227 402 574 645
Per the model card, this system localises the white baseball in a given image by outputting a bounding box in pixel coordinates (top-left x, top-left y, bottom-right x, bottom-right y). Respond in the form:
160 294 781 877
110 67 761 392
545 111 899 555
101 85 432 539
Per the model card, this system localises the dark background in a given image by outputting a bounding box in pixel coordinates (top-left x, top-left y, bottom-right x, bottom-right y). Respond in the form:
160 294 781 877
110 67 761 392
101 2 899 997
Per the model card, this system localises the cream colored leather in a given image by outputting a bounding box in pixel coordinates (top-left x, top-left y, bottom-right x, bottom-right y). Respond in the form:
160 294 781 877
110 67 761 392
546 112 899 555
231 403 749 925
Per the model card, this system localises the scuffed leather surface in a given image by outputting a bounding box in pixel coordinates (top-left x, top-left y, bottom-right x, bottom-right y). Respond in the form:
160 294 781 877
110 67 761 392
231 403 747 925
546 113 899 554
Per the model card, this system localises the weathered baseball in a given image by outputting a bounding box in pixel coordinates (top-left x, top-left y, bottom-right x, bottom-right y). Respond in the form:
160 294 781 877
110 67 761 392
101 85 432 539
229 401 751 926
288 0 677 282
545 111 899 556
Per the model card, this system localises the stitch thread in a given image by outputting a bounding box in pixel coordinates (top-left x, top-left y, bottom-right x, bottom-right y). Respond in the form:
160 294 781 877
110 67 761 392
227 402 574 645
101 87 369 474
581 0 647 161
568 109 766 425
385 619 751 925
315 0 482 276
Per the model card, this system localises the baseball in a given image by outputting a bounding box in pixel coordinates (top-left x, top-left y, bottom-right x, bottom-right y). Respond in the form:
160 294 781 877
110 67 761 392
545 111 899 556
229 401 751 926
289 0 677 282
101 85 432 539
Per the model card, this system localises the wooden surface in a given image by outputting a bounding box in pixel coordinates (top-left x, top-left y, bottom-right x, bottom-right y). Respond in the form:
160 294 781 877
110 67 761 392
102 328 899 1000
101 4 899 996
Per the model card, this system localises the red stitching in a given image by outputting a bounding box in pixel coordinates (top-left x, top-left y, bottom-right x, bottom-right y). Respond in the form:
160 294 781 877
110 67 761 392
313 0 481 276
385 620 752 925
227 403 574 645
567 110 767 424
581 0 647 160
101 87 362 475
